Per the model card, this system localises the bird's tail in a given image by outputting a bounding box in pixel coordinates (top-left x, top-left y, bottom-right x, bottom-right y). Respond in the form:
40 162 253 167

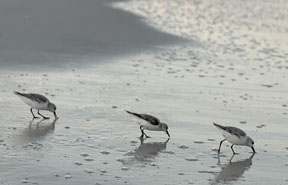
126 110 140 117
213 122 225 130
14 91 23 96
126 110 135 115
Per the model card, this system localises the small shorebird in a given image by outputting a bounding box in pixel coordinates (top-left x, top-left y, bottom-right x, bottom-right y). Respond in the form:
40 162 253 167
14 91 58 119
213 123 255 154
126 111 170 138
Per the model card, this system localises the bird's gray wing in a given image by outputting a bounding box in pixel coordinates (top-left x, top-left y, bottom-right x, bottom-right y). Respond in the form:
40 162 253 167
225 127 246 138
140 114 160 125
25 93 49 103
126 111 160 125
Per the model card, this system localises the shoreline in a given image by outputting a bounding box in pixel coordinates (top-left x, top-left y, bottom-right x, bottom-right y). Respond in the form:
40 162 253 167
0 0 185 70
0 0 287 184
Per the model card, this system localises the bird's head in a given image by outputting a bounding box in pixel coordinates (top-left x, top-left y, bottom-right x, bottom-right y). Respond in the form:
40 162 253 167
48 103 58 118
246 137 254 147
246 136 256 153
160 123 170 137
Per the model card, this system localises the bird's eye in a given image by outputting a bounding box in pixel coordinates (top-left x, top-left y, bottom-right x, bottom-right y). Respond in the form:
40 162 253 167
252 142 254 145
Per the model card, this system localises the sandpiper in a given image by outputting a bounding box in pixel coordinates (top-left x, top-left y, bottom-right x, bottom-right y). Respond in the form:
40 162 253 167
14 91 58 119
126 111 170 138
213 123 255 154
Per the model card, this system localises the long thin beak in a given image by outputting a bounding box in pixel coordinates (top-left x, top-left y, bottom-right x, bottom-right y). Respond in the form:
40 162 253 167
166 131 170 138
54 112 58 119
251 146 256 153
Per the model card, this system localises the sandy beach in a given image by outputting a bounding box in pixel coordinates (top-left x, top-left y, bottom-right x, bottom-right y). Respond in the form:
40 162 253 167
1 0 288 184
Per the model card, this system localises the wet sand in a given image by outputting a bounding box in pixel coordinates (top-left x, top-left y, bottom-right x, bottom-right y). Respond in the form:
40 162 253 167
0 0 183 70
1 0 288 185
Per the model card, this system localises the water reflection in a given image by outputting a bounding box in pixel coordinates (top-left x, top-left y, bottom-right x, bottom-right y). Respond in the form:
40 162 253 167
122 138 170 164
28 118 57 132
212 153 255 184
16 118 58 144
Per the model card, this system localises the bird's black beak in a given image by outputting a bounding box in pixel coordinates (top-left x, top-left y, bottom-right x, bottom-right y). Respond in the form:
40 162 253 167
54 112 58 119
166 131 170 138
251 146 256 153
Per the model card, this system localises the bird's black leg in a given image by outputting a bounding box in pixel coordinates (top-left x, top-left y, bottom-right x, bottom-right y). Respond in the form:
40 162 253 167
143 131 150 138
218 139 226 153
37 110 49 119
140 126 150 138
229 154 235 163
139 126 144 138
30 108 39 119
251 146 256 153
231 144 236 154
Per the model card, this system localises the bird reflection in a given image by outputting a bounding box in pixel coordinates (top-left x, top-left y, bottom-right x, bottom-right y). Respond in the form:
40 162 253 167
123 138 170 164
212 153 255 184
29 117 58 130
13 118 58 146
5 118 59 155
24 118 57 140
